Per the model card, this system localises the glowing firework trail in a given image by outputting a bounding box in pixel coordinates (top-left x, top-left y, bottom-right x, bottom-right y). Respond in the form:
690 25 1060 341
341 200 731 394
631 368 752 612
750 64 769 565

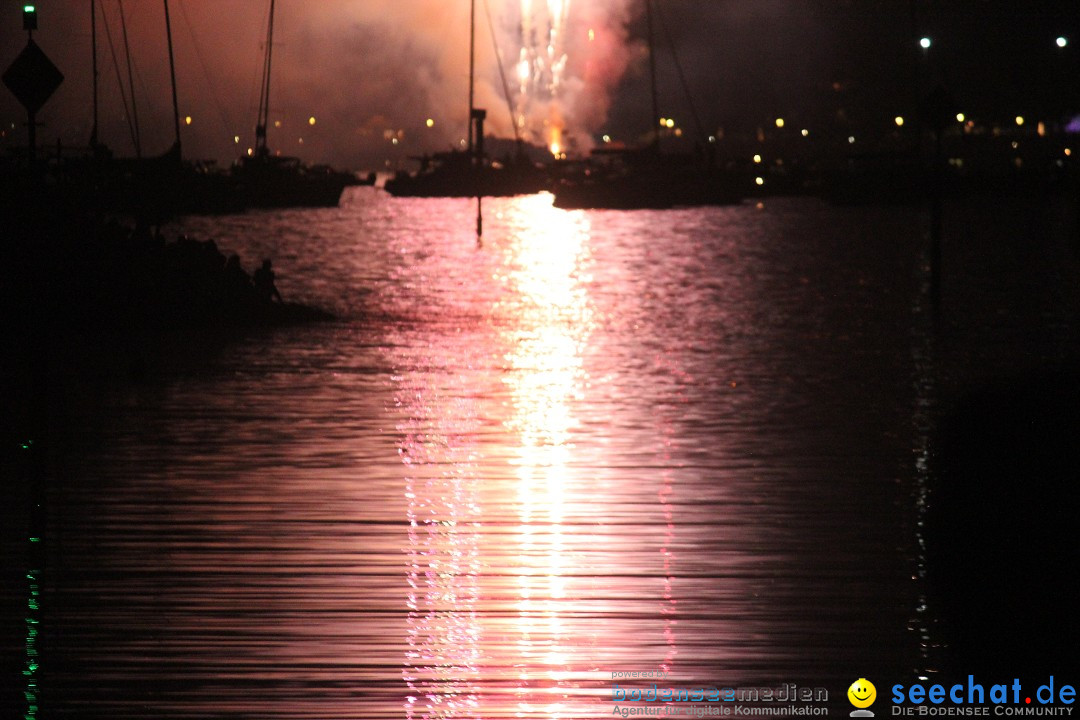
517 0 572 154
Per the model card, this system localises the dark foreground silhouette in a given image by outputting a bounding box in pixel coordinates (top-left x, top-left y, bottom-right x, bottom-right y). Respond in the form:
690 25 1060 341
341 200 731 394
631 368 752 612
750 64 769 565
926 371 1080 676
3 185 332 340
2 190 336 511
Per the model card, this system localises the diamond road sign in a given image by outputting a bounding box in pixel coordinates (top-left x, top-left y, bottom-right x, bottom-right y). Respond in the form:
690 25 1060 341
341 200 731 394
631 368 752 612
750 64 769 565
3 39 63 115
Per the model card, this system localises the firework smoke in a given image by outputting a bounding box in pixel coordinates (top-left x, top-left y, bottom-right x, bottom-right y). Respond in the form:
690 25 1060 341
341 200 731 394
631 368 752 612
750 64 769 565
0 0 643 166
510 0 637 156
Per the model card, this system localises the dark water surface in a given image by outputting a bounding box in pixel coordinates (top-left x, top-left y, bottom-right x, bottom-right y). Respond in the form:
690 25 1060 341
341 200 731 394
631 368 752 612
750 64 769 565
10 190 1078 718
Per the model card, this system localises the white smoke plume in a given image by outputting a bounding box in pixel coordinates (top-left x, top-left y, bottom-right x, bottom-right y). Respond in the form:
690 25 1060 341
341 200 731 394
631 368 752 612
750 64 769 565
510 0 638 156
0 0 643 169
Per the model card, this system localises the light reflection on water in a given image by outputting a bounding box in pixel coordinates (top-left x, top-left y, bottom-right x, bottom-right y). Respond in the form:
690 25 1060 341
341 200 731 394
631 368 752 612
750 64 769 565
32 189 934 718
498 198 589 719
394 195 600 719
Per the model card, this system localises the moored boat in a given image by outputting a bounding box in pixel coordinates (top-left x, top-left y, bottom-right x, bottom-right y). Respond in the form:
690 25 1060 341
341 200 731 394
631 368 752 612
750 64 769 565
384 147 546 198
383 3 547 200
231 0 354 209
551 0 743 211
552 147 741 210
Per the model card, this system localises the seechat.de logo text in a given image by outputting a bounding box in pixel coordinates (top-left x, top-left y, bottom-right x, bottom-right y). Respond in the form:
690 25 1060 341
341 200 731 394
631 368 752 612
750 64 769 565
891 677 1075 716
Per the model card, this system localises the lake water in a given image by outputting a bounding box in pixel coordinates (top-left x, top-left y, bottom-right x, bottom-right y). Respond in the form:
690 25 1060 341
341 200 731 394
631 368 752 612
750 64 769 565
11 189 1078 718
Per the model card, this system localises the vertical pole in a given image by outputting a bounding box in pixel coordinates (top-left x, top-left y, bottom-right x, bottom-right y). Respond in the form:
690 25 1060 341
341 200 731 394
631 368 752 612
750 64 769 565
91 0 99 147
474 110 485 160
473 109 485 241
163 0 181 154
644 0 660 150
118 0 142 158
256 0 276 155
476 196 483 243
470 0 480 245
468 0 476 158
264 0 275 143
27 110 36 165
25 20 35 163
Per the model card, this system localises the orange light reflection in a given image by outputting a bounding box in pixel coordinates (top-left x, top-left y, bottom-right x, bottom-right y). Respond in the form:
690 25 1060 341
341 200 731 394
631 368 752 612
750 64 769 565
500 194 593 718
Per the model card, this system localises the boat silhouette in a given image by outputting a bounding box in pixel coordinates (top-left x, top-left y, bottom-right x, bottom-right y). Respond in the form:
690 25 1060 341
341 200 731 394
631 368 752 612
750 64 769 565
384 2 547 199
384 123 547 198
53 1 353 217
229 0 354 209
552 145 741 210
45 1 241 219
551 0 742 210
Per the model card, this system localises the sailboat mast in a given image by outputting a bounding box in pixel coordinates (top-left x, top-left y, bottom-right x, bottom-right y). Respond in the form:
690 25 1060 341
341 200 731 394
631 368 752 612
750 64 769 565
163 0 181 153
468 0 476 157
256 0 276 155
91 0 99 147
118 0 142 158
644 0 660 150
482 0 521 146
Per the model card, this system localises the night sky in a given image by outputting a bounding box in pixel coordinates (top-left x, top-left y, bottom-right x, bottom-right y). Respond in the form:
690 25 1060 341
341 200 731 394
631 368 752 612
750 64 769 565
1 0 1077 169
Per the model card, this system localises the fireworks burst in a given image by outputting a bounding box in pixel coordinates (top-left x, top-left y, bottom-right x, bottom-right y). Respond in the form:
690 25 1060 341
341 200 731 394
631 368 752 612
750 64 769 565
516 0 573 155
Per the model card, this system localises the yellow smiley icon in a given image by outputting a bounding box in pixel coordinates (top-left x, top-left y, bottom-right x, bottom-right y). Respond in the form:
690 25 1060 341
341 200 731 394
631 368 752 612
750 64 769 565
848 678 876 709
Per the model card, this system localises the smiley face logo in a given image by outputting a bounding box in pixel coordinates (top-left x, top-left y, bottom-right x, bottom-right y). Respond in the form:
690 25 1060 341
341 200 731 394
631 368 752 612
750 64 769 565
848 678 876 709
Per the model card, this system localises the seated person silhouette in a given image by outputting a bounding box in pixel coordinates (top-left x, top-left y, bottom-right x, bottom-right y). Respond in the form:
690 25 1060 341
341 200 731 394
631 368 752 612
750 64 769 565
253 259 283 304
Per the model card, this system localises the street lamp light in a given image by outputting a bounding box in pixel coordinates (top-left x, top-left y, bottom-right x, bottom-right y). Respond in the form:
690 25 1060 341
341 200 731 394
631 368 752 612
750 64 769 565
919 37 932 50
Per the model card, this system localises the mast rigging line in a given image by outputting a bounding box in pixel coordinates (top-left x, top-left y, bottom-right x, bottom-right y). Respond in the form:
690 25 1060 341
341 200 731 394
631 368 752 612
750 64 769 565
100 2 140 156
164 0 182 152
176 0 236 147
91 0 99 147
482 0 522 145
117 0 143 157
244 2 272 148
256 0 276 154
653 0 707 144
468 0 475 156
